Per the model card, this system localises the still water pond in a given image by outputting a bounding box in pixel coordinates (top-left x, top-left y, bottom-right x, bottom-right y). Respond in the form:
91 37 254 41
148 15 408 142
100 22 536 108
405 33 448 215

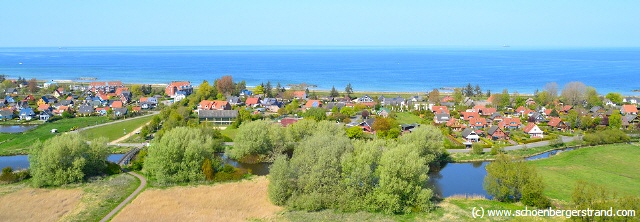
0 154 124 170
0 125 38 133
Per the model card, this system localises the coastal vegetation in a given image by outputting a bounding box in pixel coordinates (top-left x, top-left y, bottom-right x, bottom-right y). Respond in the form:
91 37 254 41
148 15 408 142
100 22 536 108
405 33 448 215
29 133 117 187
484 154 550 208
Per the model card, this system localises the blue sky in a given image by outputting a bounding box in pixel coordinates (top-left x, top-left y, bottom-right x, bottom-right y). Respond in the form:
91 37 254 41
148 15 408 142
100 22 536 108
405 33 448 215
1 1 638 47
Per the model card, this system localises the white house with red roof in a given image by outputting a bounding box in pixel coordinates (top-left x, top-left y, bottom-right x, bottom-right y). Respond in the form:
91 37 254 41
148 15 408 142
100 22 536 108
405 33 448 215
523 122 544 138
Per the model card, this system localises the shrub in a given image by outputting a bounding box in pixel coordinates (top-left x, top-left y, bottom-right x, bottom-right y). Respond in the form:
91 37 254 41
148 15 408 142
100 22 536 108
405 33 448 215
30 134 109 187
106 162 122 175
583 129 630 146
472 143 484 155
0 167 30 184
484 154 550 208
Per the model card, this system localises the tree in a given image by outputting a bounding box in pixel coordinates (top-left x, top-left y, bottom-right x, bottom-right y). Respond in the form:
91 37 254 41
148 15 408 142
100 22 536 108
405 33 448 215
464 83 473 97
453 88 463 104
339 106 355 117
544 82 558 102
254 84 264 95
265 81 273 97
195 80 214 101
28 78 38 93
500 89 510 108
484 154 550 208
486 89 491 98
227 120 284 161
345 83 353 97
303 107 327 121
535 91 550 105
605 92 623 105
472 143 484 155
346 126 364 139
373 117 392 134
216 75 235 96
235 80 247 96
131 84 143 97
474 84 482 96
30 134 110 187
609 111 622 129
144 127 219 184
428 89 440 104
361 110 370 119
585 87 601 107
330 86 339 97
561 81 587 106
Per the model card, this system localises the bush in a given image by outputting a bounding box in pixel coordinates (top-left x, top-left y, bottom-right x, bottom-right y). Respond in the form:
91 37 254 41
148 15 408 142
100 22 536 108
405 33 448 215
484 154 550 208
30 134 109 187
144 127 218 184
0 167 30 184
472 143 484 155
106 162 122 175
583 129 630 146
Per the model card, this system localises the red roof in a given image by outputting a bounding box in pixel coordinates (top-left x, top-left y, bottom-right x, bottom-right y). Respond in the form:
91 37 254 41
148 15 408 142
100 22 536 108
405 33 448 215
115 87 129 96
441 96 454 102
111 101 123 108
469 118 487 128
548 117 562 127
168 81 190 88
561 105 573 112
132 106 142 112
523 122 538 133
498 117 522 129
544 109 553 116
140 97 148 102
622 105 638 114
431 106 449 114
37 104 50 111
305 100 322 108
245 97 260 105
280 118 299 127
293 91 306 98
461 111 480 121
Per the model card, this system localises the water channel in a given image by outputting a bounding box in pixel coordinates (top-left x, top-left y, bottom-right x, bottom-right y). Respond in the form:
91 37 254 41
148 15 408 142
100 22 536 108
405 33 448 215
0 147 576 198
0 125 38 133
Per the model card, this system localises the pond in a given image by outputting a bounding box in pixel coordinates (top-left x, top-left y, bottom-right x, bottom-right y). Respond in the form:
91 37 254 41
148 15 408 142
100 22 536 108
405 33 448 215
0 154 125 170
215 153 271 176
0 125 38 133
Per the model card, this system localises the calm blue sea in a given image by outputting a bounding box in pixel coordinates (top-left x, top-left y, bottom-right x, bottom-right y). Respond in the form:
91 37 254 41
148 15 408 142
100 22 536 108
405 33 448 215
1 46 639 95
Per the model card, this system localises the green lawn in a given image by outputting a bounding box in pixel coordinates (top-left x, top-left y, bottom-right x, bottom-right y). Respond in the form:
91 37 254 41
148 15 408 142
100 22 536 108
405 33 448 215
221 127 238 141
81 115 154 142
395 112 422 124
531 144 640 202
0 116 109 155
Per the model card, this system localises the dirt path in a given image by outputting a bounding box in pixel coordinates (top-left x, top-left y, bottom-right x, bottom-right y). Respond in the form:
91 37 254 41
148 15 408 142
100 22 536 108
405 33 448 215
100 172 147 222
109 122 150 145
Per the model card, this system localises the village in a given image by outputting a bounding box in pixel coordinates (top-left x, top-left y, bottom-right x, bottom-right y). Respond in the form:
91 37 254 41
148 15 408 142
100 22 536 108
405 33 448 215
1 77 639 151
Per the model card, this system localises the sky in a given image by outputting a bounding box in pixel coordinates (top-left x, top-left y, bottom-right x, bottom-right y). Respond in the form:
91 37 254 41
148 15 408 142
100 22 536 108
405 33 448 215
1 1 639 47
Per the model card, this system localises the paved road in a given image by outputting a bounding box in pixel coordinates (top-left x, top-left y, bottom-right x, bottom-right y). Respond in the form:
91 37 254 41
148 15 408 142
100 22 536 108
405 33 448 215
100 171 147 222
446 136 576 153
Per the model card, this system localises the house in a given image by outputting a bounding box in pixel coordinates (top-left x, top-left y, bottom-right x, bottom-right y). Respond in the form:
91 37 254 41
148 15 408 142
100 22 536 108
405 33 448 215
0 110 13 121
198 100 231 111
325 102 346 112
621 104 638 115
461 112 480 121
377 108 391 118
528 112 545 123
293 91 307 100
111 101 123 108
4 96 16 104
434 113 450 124
5 88 18 95
431 106 449 114
132 106 142 112
37 104 51 112
113 108 128 117
560 105 573 114
54 106 71 116
165 81 193 98
227 96 242 106
622 114 638 129
623 97 638 104
77 105 95 116
53 88 65 98
354 95 374 103
473 105 497 116
525 98 536 106
305 100 322 109
381 96 406 107
19 108 36 120
441 96 454 103
174 91 187 102
89 81 123 93
446 118 467 131
245 97 261 107
43 80 57 88
240 89 253 97
279 118 300 127
603 99 615 107
487 126 508 140
548 117 569 131
469 118 488 129
523 123 544 138
198 110 238 125
39 110 53 121
462 128 480 142
24 94 35 102
358 118 376 133
96 107 109 116
401 123 419 132
498 117 522 130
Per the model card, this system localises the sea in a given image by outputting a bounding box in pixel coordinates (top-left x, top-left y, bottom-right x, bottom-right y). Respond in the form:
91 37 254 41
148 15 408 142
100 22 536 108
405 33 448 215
1 46 639 95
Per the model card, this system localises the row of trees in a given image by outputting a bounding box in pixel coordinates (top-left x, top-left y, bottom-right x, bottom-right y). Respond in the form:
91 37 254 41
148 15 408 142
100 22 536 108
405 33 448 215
268 123 446 214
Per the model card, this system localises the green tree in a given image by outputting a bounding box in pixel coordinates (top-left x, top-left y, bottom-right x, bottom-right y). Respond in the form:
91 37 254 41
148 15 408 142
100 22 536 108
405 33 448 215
339 106 355 117
30 134 110 187
330 85 339 97
346 126 364 139
609 111 622 129
195 80 214 101
585 86 601 107
345 83 353 97
453 88 463 104
144 127 219 184
484 154 549 207
474 84 482 96
464 83 473 97
226 120 284 161
500 89 510 108
472 143 484 155
605 92 623 105
265 81 273 97
268 155 294 205
303 107 327 121
254 84 264 95
131 84 143 97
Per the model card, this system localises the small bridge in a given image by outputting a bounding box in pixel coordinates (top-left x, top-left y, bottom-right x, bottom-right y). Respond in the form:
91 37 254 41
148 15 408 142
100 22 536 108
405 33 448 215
117 146 142 166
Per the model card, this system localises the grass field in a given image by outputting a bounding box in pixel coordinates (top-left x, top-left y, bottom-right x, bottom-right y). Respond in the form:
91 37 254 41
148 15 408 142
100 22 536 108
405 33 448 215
394 112 423 124
0 116 109 155
112 176 281 222
531 143 640 202
81 115 153 142
221 127 238 141
0 173 138 221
